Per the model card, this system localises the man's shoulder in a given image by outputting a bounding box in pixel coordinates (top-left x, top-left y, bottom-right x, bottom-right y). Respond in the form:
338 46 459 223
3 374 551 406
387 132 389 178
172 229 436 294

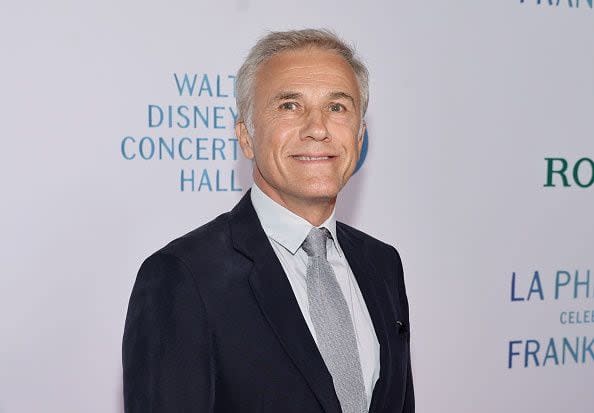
336 221 399 259
139 192 257 278
151 210 236 267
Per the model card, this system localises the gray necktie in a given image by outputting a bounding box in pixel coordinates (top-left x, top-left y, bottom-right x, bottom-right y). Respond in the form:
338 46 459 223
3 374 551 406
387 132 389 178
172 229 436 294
302 227 367 413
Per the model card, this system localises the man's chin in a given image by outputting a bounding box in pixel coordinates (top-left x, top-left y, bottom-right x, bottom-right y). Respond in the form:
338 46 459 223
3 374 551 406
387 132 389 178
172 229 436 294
294 184 342 204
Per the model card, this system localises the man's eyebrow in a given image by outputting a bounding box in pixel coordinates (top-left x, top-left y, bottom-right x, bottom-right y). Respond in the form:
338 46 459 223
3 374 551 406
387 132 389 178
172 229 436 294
328 91 355 106
271 91 356 105
272 91 303 101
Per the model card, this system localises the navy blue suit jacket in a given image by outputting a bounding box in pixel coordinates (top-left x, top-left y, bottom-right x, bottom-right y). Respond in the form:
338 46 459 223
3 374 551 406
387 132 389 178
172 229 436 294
122 191 414 412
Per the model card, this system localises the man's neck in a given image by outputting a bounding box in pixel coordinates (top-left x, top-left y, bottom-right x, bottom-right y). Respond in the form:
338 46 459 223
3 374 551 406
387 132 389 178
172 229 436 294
253 180 336 227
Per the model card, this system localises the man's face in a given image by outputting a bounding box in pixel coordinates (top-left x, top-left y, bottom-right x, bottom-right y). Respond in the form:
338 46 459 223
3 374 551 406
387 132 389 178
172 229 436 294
237 47 365 206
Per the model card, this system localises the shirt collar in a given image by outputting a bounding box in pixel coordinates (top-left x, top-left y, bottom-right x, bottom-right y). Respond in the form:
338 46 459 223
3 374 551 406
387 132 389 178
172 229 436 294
250 184 342 257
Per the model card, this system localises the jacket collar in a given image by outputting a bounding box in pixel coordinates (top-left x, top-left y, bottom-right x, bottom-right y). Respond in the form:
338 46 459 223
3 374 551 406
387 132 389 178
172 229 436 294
229 190 343 413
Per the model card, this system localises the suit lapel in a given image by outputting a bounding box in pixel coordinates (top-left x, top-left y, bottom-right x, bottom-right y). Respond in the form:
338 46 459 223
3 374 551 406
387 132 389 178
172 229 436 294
337 223 403 413
229 192 342 413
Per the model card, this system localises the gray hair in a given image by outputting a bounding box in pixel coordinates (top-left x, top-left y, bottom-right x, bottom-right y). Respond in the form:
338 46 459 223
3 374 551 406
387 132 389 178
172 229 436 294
235 28 369 134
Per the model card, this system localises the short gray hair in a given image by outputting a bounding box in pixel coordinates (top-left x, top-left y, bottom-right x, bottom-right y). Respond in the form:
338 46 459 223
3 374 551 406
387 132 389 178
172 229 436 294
235 28 369 133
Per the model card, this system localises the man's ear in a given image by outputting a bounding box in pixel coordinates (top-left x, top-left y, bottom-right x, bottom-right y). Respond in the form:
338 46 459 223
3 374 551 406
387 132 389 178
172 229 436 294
357 121 366 154
236 121 254 160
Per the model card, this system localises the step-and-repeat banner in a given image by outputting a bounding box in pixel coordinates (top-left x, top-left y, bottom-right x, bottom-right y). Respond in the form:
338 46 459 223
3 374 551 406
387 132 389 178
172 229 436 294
2 1 592 412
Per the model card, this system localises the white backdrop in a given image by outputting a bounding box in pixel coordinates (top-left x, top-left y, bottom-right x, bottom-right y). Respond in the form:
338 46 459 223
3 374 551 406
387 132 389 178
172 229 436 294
2 1 593 412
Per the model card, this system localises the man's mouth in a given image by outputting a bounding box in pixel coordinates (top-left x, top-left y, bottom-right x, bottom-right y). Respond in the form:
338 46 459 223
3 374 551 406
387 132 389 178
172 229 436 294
291 154 335 161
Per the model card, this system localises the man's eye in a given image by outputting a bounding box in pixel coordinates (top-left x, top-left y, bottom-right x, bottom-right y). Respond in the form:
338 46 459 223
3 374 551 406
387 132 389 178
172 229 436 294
279 102 299 110
329 103 346 112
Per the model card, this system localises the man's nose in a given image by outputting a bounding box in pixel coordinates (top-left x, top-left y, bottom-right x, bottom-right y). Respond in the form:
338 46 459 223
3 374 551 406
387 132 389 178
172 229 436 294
301 108 329 141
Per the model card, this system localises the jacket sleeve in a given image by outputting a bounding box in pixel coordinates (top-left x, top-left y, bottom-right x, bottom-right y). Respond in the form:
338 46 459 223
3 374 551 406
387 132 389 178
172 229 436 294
122 252 215 412
391 246 415 413
402 340 415 412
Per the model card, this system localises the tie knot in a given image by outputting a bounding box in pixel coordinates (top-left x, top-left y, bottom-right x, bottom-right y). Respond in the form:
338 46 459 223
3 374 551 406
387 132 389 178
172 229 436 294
302 227 330 258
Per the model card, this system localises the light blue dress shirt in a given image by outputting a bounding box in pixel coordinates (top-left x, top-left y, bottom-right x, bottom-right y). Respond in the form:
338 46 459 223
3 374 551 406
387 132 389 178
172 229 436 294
250 184 380 409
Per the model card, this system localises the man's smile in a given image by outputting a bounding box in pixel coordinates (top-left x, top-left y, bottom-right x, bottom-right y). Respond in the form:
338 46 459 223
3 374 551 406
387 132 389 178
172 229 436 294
290 154 337 162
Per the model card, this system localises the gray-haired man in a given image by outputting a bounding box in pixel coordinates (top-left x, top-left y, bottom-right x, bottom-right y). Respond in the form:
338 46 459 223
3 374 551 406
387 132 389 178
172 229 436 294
123 29 414 413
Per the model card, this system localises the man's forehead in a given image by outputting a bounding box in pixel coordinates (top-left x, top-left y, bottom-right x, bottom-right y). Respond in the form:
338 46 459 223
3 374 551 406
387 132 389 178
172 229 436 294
255 48 360 99
260 47 352 73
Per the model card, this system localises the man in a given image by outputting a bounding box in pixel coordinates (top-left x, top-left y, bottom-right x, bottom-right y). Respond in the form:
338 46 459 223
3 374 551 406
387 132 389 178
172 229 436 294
123 29 414 413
